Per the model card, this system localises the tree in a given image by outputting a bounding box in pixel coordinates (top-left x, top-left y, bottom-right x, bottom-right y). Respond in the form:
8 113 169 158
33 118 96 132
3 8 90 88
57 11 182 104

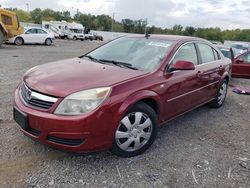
184 26 196 36
30 8 42 24
122 19 134 33
14 9 31 22
171 24 183 35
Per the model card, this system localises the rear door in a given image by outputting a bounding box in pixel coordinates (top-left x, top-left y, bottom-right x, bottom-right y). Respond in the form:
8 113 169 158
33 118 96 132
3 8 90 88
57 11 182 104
195 43 222 102
233 52 250 78
36 29 48 43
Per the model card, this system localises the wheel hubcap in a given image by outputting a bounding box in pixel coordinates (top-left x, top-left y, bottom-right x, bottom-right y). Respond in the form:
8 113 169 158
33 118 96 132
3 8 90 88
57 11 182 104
115 112 152 152
218 82 227 105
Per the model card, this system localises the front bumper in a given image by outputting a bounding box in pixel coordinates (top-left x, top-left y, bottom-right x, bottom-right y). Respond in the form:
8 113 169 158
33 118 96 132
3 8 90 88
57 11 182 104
13 86 116 153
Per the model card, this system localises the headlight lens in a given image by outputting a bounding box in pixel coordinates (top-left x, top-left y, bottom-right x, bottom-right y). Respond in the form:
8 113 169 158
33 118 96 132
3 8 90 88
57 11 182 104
54 87 111 115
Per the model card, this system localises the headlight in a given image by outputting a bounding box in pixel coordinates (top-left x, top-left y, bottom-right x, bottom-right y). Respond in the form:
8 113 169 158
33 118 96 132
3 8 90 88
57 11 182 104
54 87 111 115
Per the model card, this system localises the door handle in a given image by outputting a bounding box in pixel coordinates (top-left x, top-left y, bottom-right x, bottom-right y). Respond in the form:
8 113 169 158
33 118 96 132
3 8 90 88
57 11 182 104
216 65 223 71
196 71 202 77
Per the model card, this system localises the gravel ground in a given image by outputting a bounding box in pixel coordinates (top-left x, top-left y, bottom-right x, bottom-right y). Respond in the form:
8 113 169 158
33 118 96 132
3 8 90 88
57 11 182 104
0 40 249 188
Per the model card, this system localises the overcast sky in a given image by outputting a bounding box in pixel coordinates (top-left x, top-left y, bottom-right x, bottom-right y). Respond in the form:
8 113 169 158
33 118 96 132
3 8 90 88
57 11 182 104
1 0 250 29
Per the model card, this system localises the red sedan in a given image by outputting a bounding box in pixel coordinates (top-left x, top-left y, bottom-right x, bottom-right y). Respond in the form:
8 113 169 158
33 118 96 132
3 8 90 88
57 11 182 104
13 35 231 157
232 51 250 78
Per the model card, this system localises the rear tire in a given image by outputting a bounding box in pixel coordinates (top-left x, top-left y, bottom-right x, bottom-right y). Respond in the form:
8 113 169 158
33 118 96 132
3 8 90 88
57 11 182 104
111 102 158 157
73 36 77 40
208 79 228 108
45 38 52 46
0 30 4 46
14 37 24 46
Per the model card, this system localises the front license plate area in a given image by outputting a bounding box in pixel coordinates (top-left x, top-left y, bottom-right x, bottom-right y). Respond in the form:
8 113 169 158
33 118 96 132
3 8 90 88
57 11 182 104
13 107 29 130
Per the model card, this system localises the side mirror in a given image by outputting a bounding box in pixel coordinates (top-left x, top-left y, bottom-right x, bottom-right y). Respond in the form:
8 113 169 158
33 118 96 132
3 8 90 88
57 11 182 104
172 60 195 71
235 58 244 64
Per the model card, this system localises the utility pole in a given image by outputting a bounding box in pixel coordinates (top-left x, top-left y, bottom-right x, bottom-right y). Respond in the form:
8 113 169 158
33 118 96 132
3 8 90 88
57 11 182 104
26 3 29 12
71 7 79 18
111 12 115 32
145 18 148 35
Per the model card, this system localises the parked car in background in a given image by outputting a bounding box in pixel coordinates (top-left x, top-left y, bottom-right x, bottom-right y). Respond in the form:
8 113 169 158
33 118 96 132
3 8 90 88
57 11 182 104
217 45 250 79
211 41 222 45
230 42 250 57
232 51 250 78
13 35 231 157
67 23 85 41
68 29 84 41
85 32 94 40
217 45 234 60
93 32 103 41
6 27 54 46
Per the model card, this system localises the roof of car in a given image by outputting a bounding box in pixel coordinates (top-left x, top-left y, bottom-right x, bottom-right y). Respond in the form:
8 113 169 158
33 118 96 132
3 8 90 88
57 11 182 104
125 34 209 43
24 27 44 30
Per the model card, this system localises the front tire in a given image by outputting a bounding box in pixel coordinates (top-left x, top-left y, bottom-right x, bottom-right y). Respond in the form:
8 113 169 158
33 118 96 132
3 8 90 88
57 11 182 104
14 37 24 46
209 79 228 108
111 102 158 157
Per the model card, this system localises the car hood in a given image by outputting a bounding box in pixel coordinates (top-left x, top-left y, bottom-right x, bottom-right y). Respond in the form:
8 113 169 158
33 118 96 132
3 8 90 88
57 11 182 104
24 58 147 97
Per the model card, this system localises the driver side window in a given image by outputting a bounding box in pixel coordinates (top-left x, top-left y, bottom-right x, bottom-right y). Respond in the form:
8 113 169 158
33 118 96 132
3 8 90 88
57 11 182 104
169 43 198 70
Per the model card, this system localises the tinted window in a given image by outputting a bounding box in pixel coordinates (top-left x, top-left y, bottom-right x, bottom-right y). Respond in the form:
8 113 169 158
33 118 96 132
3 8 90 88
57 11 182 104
1 14 12 25
197 43 215 63
25 29 37 34
171 43 198 66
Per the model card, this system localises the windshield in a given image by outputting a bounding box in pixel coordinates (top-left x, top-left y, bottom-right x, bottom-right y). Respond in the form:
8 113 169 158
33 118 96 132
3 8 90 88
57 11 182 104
87 37 173 71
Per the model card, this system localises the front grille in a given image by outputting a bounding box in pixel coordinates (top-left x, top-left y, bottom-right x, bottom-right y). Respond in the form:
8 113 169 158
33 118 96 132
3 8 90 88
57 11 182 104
47 136 85 146
20 83 58 110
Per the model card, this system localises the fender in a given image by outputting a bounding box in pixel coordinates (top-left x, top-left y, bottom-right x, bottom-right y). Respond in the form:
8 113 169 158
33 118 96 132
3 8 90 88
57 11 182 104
117 90 163 124
222 63 231 83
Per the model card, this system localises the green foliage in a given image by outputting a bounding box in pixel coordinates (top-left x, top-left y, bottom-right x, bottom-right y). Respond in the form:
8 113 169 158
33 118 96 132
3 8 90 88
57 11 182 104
5 8 250 42
14 9 31 22
30 8 42 24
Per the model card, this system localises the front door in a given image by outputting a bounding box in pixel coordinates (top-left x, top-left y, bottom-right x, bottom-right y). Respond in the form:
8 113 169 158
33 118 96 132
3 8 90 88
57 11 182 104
162 43 205 121
233 52 250 78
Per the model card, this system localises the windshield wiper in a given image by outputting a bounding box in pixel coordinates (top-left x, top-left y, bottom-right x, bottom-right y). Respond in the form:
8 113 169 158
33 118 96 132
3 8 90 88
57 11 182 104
99 59 138 70
84 55 104 64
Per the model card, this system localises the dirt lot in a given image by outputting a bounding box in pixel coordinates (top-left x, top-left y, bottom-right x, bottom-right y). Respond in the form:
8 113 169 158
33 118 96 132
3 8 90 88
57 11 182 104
0 40 249 188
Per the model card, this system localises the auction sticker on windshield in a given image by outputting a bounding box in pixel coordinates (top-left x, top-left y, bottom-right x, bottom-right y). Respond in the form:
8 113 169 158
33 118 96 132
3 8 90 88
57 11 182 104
148 41 171 48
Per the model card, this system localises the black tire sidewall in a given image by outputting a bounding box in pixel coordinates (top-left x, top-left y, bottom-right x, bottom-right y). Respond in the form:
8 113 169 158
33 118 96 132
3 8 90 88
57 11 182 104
111 102 158 157
209 79 228 108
